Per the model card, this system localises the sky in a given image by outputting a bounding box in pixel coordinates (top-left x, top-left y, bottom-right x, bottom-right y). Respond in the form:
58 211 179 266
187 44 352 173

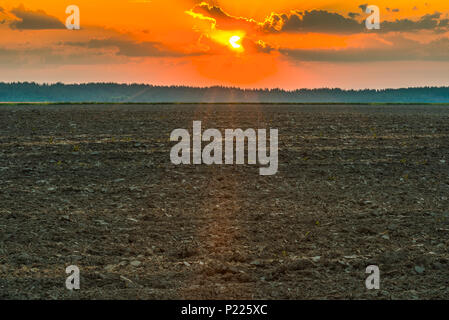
1 1 449 89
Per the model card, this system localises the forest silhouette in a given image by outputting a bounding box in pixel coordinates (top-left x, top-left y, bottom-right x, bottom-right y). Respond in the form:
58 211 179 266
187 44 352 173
2 82 449 103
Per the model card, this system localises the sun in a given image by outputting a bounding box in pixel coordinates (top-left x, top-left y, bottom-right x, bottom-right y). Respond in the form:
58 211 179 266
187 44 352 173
229 35 242 50
207 29 245 52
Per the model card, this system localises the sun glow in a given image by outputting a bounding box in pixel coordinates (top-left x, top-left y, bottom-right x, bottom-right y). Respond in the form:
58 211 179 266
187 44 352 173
209 30 245 52
229 35 242 49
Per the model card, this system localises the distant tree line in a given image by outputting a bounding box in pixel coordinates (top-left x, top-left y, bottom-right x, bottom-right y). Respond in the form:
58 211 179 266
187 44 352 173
2 82 449 103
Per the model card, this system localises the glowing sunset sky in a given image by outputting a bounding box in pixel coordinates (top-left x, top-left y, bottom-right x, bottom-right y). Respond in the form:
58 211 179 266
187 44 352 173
1 0 449 88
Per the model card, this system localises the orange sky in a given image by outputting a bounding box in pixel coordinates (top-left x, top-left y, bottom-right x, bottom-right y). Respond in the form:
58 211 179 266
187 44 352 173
1 0 449 88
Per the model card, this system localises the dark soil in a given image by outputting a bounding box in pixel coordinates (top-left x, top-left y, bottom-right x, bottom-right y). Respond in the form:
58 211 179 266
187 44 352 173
0 104 448 299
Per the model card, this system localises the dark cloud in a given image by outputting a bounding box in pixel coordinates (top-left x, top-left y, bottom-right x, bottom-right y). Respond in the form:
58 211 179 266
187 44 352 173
359 4 368 12
262 10 364 33
261 9 449 34
280 36 449 62
439 19 449 27
195 3 229 20
0 47 51 65
190 2 449 35
382 12 444 32
253 40 276 53
190 2 259 33
10 5 65 30
64 38 200 57
0 46 121 67
0 6 9 24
